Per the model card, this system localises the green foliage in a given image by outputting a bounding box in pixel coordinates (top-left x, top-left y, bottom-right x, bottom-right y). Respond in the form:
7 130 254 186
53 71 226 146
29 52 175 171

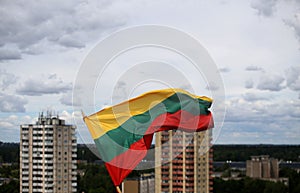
0 180 19 193
213 177 287 193
0 142 19 163
0 165 19 178
279 167 300 193
77 164 115 193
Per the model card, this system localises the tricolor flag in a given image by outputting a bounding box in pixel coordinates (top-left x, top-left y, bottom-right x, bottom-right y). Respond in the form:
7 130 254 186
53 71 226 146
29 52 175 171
83 88 214 192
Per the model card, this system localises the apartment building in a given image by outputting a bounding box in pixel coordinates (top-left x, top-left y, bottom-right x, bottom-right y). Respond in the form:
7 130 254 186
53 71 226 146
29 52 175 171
20 113 77 193
155 129 213 193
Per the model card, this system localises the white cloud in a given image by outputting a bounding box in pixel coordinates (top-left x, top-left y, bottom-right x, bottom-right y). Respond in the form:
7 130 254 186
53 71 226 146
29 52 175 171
0 69 18 91
0 114 36 142
0 92 27 112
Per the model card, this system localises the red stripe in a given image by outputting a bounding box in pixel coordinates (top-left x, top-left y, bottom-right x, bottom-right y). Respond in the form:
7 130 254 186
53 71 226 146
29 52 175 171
105 110 213 186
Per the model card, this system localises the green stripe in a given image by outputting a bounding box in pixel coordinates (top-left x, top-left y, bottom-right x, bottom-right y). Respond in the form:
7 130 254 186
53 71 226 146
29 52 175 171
94 92 211 162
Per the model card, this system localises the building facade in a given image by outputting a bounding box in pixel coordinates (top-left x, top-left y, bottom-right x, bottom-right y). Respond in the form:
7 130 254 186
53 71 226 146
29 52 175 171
246 155 279 179
20 113 77 193
122 173 155 193
155 129 213 193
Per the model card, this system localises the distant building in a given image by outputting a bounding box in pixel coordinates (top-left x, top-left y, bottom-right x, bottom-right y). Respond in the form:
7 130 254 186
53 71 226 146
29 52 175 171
246 155 278 179
155 130 213 193
122 173 155 193
20 113 77 193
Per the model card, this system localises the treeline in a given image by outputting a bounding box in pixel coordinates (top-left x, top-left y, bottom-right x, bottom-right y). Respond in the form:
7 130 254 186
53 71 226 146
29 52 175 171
0 142 19 163
1 142 300 163
214 167 300 193
213 145 300 161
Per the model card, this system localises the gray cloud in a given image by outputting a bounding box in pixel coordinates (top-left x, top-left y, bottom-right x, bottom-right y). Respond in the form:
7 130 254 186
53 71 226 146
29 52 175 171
257 74 285 91
286 66 300 91
251 0 278 17
0 70 18 91
245 79 254 89
0 48 21 60
245 65 264 72
284 13 300 45
206 81 219 91
243 92 267 101
218 67 230 73
0 93 27 112
58 35 85 48
17 74 72 96
60 92 81 106
0 0 125 60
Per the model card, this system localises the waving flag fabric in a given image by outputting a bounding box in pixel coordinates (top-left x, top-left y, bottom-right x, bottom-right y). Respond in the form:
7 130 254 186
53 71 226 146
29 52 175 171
83 88 214 190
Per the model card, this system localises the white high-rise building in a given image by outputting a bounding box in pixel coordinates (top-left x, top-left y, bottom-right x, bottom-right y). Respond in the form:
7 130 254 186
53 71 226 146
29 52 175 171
20 113 77 193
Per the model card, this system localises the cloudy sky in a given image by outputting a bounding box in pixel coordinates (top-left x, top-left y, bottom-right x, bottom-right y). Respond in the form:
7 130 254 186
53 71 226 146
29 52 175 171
0 0 299 144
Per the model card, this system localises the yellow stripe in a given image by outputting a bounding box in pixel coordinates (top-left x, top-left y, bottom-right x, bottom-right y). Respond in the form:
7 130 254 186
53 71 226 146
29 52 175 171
84 88 212 139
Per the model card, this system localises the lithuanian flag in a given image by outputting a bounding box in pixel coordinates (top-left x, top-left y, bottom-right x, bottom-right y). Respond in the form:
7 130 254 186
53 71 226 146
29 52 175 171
83 88 213 190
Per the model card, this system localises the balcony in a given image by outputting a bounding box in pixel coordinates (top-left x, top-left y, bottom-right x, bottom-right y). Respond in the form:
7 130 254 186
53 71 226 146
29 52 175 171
162 177 169 181
44 154 53 158
32 171 43 175
22 142 29 146
186 182 194 187
173 171 183 175
45 130 53 134
33 177 43 181
45 183 53 188
45 148 53 152
22 153 29 157
45 172 53 176
22 171 29 175
22 177 29 181
185 160 194 164
22 159 29 163
173 187 184 191
44 160 53 164
22 147 29 151
22 165 29 169
32 188 43 192
32 148 41 152
22 182 29 186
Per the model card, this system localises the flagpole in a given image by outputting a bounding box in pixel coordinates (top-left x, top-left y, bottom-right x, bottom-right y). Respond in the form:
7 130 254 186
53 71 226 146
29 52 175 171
116 186 122 193
81 110 87 120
